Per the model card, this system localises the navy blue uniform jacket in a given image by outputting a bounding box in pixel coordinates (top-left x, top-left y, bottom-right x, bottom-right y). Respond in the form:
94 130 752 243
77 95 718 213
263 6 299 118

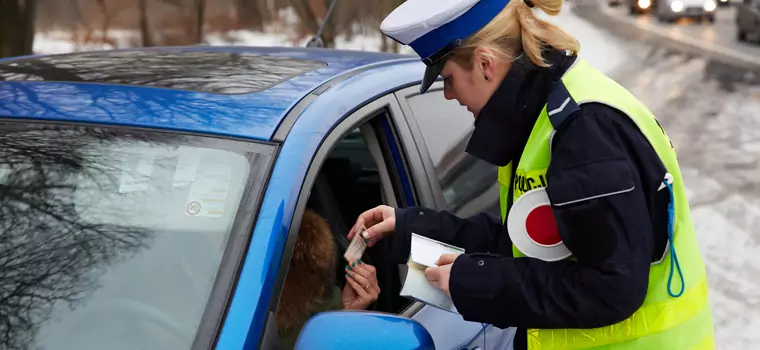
387 51 672 349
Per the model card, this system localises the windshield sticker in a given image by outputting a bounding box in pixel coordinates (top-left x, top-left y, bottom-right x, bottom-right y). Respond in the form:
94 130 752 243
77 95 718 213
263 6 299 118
118 153 155 193
0 166 10 185
185 165 231 218
173 147 201 187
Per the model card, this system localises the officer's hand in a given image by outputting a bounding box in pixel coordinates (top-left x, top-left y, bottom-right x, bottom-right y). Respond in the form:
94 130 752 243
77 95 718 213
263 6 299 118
424 253 461 296
348 205 396 247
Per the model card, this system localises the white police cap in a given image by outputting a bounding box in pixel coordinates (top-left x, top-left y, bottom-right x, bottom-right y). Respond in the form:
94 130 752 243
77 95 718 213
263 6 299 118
381 0 512 93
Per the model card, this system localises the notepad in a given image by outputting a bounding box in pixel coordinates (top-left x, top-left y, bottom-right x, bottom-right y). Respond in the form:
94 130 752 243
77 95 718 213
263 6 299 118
399 233 465 313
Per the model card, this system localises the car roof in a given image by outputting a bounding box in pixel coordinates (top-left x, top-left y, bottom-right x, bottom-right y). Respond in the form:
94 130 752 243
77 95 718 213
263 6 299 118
0 46 420 141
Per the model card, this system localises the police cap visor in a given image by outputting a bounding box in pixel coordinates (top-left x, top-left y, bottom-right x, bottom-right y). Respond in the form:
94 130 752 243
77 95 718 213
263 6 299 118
420 57 448 94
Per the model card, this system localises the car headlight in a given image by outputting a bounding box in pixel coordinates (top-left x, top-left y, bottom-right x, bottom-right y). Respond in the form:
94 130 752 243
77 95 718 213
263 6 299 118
670 1 684 11
638 0 651 8
704 0 716 11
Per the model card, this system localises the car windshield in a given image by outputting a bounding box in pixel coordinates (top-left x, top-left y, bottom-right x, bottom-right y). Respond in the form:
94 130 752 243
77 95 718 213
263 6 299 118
0 121 275 350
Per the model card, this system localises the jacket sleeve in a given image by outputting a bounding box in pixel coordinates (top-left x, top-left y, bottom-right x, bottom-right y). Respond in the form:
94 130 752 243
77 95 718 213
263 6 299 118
389 207 511 265
448 104 668 329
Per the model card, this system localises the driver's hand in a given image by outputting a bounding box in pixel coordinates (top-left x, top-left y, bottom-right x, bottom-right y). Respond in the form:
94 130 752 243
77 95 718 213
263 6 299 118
342 259 380 310
348 205 396 247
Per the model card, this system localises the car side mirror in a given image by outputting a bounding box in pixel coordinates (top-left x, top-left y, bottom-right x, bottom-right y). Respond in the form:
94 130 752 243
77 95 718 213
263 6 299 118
295 311 434 350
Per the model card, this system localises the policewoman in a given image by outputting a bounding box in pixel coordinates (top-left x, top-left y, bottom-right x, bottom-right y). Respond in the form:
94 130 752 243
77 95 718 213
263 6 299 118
347 0 715 348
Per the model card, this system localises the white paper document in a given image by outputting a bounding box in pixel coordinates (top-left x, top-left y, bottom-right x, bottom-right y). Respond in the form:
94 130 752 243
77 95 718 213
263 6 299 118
184 165 231 218
118 153 155 193
399 233 465 313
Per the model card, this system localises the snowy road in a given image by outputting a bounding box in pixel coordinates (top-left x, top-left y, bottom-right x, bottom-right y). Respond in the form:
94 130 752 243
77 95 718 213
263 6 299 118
572 0 760 76
601 3 760 64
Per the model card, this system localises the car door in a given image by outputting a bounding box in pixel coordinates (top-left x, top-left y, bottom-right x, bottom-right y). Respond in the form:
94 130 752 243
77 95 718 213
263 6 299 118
392 82 516 350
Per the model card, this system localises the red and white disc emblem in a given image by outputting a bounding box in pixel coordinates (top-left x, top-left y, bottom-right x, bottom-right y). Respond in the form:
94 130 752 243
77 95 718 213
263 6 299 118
507 188 571 261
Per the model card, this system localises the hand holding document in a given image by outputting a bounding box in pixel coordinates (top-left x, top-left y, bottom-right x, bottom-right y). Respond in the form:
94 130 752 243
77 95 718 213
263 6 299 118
344 224 368 262
399 233 465 313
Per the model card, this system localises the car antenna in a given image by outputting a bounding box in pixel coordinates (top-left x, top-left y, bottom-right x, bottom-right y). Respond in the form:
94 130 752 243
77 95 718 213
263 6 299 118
306 0 340 48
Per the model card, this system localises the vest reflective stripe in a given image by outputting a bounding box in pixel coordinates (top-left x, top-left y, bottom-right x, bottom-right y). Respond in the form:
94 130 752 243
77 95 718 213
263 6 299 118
692 330 717 350
497 58 714 349
526 279 713 350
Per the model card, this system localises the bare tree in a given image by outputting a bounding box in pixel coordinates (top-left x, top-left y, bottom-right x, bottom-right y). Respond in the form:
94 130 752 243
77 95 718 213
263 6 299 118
236 0 274 29
0 0 37 58
95 0 110 43
288 0 344 48
194 0 206 44
385 0 403 52
138 0 153 46
157 0 207 45
93 0 122 48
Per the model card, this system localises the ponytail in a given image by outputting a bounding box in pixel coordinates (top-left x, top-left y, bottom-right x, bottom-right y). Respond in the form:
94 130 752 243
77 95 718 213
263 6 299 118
449 0 580 68
516 0 580 66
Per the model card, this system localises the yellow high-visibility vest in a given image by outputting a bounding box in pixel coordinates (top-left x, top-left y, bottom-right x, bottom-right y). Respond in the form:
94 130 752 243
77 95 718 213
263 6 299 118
497 58 714 349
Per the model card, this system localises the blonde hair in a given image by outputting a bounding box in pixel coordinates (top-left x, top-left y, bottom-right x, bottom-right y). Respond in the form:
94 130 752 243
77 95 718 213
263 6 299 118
450 0 580 68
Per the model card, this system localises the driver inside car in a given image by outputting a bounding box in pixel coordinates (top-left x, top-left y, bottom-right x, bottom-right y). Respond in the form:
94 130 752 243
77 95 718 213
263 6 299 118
276 209 381 349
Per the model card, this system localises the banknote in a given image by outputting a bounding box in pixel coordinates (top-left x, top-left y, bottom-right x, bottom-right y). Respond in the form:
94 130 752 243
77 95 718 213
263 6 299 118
344 225 368 262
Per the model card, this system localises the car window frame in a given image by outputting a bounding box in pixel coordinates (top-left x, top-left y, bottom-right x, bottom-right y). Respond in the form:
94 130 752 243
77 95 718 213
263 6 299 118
0 118 278 350
190 141 279 350
393 81 451 211
387 88 442 210
260 92 431 347
394 82 500 218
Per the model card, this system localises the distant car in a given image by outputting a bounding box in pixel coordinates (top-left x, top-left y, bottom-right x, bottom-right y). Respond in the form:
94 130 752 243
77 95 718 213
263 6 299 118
628 0 656 15
737 0 760 41
609 0 623 7
655 0 717 22
0 47 511 350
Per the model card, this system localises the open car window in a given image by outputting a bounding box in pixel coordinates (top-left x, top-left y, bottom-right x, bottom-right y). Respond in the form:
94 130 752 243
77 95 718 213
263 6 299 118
0 121 274 350
300 117 413 314
403 88 500 218
271 99 419 350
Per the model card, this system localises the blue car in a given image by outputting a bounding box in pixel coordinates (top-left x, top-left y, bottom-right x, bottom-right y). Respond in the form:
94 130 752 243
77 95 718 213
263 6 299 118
0 46 513 350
